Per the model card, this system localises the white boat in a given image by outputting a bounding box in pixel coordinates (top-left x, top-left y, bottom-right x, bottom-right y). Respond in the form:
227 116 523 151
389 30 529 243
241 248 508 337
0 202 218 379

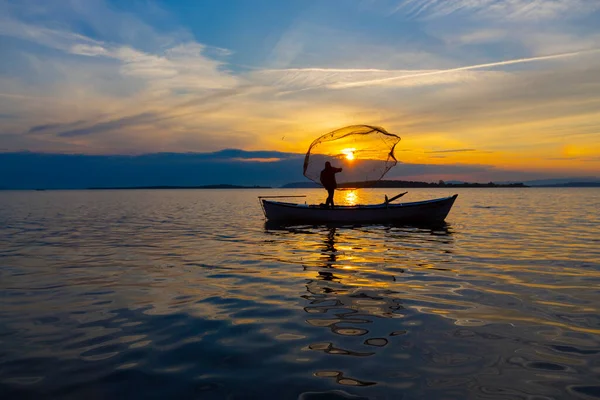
260 194 458 224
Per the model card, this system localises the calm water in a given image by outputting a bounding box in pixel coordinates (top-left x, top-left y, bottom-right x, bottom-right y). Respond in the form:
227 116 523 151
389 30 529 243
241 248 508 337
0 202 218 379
0 188 599 399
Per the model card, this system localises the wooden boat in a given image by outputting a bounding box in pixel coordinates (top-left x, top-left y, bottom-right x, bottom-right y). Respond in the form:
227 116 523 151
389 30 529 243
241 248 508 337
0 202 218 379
260 194 458 224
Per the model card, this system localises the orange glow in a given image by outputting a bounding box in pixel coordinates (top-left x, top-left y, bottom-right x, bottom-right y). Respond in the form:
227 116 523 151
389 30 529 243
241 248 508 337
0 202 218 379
341 148 356 161
231 157 282 162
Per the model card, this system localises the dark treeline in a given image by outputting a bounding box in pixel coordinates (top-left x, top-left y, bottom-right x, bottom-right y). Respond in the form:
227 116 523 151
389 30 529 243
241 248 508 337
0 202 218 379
343 180 528 188
87 184 272 190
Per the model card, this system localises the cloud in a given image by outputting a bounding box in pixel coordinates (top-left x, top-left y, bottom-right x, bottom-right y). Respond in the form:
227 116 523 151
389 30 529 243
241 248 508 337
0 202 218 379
426 149 476 154
231 157 283 162
70 44 110 57
386 160 589 183
0 13 238 95
112 44 239 90
57 113 158 137
0 15 105 53
0 0 599 181
28 120 86 134
0 0 192 51
391 0 600 64
450 29 508 45
394 0 600 21
437 23 600 58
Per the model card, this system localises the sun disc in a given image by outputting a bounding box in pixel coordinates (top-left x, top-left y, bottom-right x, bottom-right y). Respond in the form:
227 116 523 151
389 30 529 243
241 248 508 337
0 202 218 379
342 148 356 161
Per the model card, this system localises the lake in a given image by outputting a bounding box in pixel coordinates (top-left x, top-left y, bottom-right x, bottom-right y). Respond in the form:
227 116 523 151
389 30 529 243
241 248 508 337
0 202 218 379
0 188 599 399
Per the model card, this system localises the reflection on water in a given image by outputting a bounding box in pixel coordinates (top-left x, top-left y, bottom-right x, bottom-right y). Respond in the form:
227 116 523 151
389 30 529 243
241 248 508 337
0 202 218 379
1 188 599 399
262 211 600 398
305 227 403 386
342 190 358 206
267 223 463 394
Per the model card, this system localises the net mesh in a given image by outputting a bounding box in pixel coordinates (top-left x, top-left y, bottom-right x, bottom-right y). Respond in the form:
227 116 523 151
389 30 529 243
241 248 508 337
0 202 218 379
303 125 401 187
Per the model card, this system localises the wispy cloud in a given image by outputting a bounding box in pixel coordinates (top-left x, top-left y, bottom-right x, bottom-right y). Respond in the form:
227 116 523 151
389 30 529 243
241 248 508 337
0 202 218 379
57 113 158 137
231 157 283 163
1 0 599 180
426 149 476 154
28 120 85 134
0 15 104 53
394 0 600 20
0 16 238 95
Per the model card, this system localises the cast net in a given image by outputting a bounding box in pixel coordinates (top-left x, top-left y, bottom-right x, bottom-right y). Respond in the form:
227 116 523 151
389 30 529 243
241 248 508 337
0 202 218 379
303 125 401 188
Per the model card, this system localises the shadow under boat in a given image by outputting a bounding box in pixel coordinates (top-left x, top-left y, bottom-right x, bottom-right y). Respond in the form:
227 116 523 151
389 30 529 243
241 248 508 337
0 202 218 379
264 219 453 235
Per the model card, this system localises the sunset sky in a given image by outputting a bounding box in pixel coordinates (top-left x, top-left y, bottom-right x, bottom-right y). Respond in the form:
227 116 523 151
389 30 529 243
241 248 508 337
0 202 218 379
1 0 599 183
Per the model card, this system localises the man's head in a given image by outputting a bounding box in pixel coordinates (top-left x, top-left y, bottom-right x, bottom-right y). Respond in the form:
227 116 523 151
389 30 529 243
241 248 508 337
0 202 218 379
325 161 331 168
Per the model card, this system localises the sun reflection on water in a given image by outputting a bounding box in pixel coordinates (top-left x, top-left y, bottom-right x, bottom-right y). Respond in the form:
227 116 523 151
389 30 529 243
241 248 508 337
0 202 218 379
343 190 358 206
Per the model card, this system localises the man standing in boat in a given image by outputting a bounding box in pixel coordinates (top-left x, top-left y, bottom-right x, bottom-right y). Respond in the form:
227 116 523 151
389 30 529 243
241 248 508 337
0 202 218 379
320 161 342 208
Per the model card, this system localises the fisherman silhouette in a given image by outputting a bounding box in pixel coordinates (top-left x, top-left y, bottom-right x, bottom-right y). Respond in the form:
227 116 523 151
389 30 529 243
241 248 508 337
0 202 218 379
320 161 342 208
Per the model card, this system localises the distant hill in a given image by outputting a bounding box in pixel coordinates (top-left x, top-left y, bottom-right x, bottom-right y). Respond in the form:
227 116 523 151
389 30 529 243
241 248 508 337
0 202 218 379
532 182 600 187
2 151 595 190
522 178 599 186
87 184 272 190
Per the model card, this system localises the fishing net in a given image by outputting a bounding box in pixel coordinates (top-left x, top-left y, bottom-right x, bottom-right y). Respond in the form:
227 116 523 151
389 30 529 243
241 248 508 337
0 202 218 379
303 125 401 188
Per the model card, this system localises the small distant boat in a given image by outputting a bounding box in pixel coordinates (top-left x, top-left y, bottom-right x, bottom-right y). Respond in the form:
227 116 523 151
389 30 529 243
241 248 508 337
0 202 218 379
260 194 458 224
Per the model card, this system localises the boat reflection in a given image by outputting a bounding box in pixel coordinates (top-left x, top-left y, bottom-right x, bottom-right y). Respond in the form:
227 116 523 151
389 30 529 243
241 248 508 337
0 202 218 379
263 220 453 233
302 227 407 334
314 227 337 281
262 222 455 329
263 223 455 387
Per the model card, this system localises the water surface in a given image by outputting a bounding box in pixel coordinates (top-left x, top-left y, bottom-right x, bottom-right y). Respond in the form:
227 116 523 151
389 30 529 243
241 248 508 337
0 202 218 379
1 188 599 399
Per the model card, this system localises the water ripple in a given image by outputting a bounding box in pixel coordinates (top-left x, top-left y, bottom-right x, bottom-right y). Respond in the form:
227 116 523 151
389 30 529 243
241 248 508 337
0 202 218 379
0 188 599 399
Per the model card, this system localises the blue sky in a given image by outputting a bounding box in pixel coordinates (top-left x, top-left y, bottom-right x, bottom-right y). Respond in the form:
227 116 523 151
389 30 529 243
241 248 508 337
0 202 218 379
1 0 599 183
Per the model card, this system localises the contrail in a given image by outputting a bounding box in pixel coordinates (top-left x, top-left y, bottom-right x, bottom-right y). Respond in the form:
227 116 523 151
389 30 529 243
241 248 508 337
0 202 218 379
261 67 408 73
329 48 600 89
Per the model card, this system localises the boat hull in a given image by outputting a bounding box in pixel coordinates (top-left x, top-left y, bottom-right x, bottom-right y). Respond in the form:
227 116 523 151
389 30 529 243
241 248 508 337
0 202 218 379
261 194 458 224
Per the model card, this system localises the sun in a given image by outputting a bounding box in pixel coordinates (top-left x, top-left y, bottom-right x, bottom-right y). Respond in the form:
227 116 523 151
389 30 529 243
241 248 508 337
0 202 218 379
341 148 356 161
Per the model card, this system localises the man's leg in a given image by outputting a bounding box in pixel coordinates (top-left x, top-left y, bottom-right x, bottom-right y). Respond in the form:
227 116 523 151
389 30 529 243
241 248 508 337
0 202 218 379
327 188 335 208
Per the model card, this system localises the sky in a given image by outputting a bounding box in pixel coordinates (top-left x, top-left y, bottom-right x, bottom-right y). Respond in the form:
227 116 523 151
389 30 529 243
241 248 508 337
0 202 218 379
1 0 599 184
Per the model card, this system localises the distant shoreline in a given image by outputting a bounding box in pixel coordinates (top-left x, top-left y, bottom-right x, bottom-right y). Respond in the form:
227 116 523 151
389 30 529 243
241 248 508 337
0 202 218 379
283 180 600 188
86 184 272 190
282 180 530 188
1 181 598 191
